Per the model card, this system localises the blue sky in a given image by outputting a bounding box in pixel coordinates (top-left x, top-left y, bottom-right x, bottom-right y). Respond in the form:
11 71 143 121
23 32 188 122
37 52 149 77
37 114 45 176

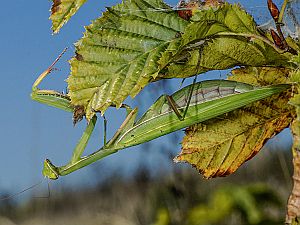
0 0 292 201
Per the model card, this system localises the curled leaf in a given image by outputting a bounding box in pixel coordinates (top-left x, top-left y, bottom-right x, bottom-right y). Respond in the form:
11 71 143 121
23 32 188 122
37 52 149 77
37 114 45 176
160 3 293 78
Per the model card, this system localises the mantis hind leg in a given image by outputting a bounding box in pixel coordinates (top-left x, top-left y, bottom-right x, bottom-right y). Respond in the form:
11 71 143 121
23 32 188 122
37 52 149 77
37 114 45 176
103 115 107 147
182 75 197 119
166 75 198 121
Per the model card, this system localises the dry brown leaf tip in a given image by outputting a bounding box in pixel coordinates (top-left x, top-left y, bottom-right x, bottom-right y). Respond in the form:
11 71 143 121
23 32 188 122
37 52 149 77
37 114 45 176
51 0 62 14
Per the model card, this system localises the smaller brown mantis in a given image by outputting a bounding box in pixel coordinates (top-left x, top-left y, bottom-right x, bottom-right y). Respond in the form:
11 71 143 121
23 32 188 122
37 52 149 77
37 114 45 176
31 50 290 179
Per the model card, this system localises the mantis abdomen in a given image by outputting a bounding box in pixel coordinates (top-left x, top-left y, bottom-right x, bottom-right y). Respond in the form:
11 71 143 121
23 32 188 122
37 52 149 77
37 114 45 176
112 80 287 149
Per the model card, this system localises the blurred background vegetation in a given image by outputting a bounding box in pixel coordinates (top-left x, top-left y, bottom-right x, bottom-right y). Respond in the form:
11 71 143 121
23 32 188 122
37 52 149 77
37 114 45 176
0 123 293 225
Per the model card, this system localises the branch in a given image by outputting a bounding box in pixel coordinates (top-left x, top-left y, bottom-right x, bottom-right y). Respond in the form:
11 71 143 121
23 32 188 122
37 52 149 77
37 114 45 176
286 111 300 224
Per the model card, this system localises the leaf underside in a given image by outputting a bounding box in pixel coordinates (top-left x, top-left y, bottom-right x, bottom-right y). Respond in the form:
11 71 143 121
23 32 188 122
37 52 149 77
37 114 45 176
67 0 293 120
176 67 295 178
50 0 87 33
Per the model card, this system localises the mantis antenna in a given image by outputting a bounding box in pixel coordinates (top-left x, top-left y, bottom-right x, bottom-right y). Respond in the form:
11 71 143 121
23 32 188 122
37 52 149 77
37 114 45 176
31 48 73 113
0 178 50 201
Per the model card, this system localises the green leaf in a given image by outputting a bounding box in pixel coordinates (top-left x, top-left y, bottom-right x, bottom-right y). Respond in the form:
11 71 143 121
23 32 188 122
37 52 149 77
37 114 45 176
68 0 188 120
159 3 294 78
229 67 292 86
184 3 259 42
67 0 295 121
50 0 87 33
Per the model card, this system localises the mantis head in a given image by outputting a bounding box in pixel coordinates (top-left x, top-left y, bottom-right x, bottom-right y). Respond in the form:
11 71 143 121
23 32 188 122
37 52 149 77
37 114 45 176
43 159 59 180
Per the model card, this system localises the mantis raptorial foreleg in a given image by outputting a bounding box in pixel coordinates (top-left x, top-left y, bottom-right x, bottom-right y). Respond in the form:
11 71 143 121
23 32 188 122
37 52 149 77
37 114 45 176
43 116 97 179
43 107 138 179
32 48 68 91
31 48 73 112
70 116 97 163
31 49 138 179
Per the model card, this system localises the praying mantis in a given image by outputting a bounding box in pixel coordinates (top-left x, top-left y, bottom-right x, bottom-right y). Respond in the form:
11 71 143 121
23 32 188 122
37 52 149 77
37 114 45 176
31 50 291 179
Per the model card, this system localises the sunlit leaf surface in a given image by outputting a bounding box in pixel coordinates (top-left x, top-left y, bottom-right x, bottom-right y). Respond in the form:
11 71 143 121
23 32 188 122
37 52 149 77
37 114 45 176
68 0 188 119
50 0 87 33
158 3 294 78
67 0 294 120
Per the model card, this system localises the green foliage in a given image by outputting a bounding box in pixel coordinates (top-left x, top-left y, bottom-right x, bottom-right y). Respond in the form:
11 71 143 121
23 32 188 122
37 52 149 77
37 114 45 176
66 0 296 120
35 0 299 187
151 183 283 225
160 3 293 78
152 208 170 225
68 0 188 119
2 162 290 224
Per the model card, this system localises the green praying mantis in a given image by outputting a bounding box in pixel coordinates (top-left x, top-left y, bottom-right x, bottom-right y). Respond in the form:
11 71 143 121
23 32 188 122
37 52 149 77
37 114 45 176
29 0 300 223
31 49 291 180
